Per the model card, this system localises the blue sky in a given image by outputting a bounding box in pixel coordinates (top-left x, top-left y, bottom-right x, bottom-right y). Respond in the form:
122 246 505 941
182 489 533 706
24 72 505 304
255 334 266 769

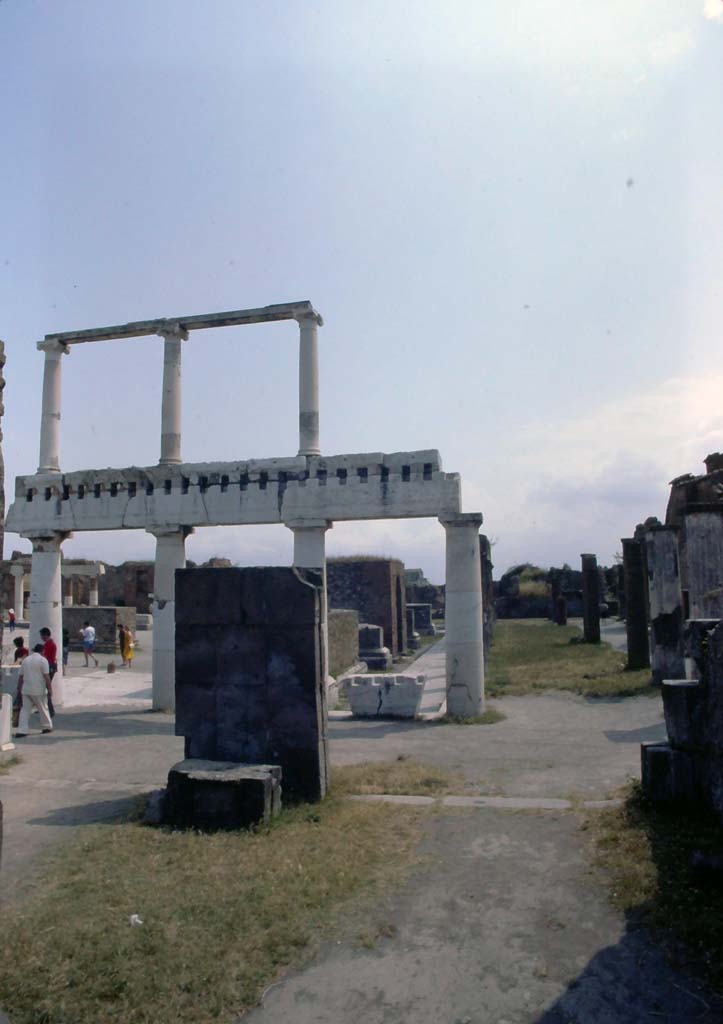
2 1 722 581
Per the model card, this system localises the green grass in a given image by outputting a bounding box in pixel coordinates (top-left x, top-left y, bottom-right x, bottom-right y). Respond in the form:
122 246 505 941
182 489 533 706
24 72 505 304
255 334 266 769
588 783 723 994
0 794 424 1024
486 619 655 698
0 755 20 775
441 707 506 725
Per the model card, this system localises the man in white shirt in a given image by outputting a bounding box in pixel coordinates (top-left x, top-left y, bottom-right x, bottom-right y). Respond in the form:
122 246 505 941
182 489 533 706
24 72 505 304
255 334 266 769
80 621 99 668
16 643 53 736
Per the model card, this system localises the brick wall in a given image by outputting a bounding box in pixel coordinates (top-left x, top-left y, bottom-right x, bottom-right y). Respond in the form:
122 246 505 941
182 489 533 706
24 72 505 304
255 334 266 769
328 608 359 675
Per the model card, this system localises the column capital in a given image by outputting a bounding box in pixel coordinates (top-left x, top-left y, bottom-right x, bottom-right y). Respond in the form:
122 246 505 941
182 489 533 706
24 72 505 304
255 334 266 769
294 311 324 327
23 531 72 552
156 322 189 341
285 518 333 532
146 525 194 540
36 339 70 355
439 512 483 529
9 564 26 577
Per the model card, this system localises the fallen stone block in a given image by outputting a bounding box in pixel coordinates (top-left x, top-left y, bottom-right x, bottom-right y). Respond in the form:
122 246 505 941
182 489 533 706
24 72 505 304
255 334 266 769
347 674 425 718
161 759 282 831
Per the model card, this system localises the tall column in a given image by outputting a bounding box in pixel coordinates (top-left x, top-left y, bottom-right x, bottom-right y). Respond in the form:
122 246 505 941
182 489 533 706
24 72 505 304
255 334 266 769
622 537 650 671
296 312 322 457
37 340 68 473
149 527 190 710
581 553 601 643
644 525 685 683
10 565 24 619
288 519 332 685
441 513 485 717
27 532 69 705
89 576 99 607
63 574 74 607
157 324 188 466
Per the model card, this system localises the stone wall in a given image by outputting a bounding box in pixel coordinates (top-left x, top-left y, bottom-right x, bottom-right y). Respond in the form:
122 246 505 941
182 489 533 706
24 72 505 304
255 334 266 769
327 557 407 657
99 561 155 612
328 608 359 676
64 606 137 652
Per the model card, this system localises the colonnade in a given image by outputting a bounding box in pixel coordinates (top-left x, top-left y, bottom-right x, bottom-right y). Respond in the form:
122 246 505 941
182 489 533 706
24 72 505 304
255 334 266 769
22 314 485 717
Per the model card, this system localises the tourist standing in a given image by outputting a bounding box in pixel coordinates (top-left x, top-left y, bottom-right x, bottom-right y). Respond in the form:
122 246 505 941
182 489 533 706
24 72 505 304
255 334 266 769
118 624 135 668
62 627 70 670
8 607 15 632
12 636 28 663
40 627 58 680
79 621 99 668
15 643 53 737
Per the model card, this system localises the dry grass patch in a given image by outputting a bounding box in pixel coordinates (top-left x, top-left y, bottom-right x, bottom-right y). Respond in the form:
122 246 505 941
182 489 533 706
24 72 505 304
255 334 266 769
331 759 464 796
487 619 655 698
0 796 424 1024
587 783 723 994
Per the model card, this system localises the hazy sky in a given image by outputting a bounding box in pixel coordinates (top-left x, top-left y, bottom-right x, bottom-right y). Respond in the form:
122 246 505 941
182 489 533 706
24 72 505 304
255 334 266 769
2 1 722 582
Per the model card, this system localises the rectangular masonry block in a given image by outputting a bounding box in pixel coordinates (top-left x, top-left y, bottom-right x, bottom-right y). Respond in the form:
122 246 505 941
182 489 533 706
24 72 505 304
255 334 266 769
347 674 425 718
175 566 328 803
161 759 281 830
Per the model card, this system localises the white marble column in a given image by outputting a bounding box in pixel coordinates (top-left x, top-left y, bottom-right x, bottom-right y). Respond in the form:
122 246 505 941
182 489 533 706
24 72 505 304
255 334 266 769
296 313 322 457
157 324 188 466
89 577 99 607
37 340 68 473
63 575 74 607
149 527 190 710
288 518 332 685
10 565 25 619
441 513 485 717
28 532 69 706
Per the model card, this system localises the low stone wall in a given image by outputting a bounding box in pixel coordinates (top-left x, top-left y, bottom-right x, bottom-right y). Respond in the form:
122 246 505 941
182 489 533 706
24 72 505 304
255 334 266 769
328 608 359 677
64 606 137 652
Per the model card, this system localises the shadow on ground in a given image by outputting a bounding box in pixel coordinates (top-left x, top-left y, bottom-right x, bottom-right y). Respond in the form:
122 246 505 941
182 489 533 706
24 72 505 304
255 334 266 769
534 915 722 1023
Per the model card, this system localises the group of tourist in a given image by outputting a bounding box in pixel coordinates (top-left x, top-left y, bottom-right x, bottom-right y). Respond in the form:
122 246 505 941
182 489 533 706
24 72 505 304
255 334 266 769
10 621 136 738
12 626 58 737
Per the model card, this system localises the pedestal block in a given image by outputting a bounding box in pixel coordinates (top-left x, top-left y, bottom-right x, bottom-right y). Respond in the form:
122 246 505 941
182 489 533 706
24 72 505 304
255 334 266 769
162 760 281 830
406 606 421 650
358 623 392 670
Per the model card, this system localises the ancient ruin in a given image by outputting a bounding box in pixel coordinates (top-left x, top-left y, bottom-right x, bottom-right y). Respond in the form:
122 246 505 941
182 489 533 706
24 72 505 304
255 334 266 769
629 455 723 822
6 301 486 717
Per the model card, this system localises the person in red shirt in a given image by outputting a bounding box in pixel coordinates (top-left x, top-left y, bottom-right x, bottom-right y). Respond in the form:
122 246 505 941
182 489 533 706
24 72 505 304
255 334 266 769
39 627 58 679
12 636 29 662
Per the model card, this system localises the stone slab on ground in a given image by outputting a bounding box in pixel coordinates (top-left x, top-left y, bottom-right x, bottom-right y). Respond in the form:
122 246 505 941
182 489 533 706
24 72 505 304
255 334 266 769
242 807 723 1024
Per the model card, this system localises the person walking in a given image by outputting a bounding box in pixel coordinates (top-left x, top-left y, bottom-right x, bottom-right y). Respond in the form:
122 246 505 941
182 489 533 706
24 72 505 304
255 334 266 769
8 608 15 633
79 621 99 668
15 643 53 737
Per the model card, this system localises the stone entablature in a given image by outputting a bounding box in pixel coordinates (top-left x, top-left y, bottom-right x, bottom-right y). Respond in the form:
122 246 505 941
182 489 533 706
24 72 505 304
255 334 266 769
7 450 459 534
